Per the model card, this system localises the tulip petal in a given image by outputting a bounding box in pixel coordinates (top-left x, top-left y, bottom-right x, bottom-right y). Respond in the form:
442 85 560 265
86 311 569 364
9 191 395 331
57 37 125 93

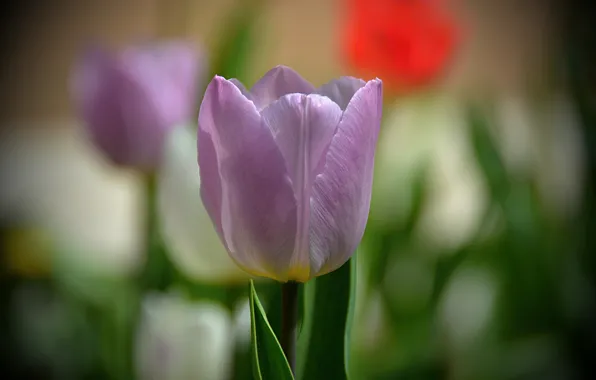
250 66 315 109
229 78 253 100
309 79 383 276
261 94 342 280
158 126 249 283
315 77 366 110
198 116 224 242
198 76 297 280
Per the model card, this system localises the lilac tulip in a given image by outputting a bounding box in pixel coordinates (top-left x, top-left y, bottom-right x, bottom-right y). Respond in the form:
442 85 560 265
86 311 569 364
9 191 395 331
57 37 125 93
198 66 383 282
71 42 202 170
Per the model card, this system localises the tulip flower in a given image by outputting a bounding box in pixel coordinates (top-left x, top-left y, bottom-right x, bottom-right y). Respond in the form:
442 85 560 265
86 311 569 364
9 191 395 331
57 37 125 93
71 42 202 170
198 66 383 282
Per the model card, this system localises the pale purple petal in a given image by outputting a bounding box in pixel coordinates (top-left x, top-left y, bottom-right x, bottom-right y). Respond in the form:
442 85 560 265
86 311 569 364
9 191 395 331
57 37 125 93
315 77 366 110
229 79 253 100
260 94 341 280
309 79 383 276
198 76 297 280
197 117 224 242
250 66 315 109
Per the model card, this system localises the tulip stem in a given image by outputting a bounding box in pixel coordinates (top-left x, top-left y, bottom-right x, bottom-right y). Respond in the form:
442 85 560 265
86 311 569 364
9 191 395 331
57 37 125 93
281 281 299 373
140 174 173 290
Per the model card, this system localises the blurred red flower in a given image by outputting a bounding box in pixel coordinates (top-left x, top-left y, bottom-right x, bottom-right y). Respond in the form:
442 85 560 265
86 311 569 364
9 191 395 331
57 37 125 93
343 0 458 93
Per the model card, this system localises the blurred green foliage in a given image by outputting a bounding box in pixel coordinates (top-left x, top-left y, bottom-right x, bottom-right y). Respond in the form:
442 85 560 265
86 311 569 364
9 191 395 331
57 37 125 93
2 0 596 379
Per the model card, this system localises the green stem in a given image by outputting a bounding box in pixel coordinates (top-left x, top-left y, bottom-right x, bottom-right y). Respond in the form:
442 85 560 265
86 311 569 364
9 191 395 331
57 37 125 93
144 173 156 252
281 281 299 373
123 174 162 380
139 174 172 291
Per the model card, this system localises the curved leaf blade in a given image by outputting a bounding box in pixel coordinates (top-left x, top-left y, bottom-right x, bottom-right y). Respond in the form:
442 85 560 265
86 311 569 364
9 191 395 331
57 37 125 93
250 280 294 380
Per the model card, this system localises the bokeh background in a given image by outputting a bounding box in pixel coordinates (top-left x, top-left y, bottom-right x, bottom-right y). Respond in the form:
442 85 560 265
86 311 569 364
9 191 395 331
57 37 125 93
1 0 596 379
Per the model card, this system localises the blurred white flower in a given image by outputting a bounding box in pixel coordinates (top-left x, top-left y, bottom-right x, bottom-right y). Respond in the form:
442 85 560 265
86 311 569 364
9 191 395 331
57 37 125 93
439 266 497 350
0 122 143 276
371 92 583 252
233 299 251 349
135 292 234 380
372 94 488 252
495 95 584 219
157 125 250 283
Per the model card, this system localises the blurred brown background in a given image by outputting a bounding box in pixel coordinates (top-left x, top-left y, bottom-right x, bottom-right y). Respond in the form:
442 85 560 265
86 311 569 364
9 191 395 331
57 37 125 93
0 0 339 123
0 0 555 124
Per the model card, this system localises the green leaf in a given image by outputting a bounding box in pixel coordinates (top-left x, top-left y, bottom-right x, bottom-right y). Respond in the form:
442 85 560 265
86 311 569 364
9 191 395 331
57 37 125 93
403 163 431 234
249 280 294 380
297 254 357 380
467 105 510 204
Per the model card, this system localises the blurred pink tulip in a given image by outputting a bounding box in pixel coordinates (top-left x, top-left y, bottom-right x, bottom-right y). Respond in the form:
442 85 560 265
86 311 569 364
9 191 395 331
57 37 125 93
71 42 203 170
